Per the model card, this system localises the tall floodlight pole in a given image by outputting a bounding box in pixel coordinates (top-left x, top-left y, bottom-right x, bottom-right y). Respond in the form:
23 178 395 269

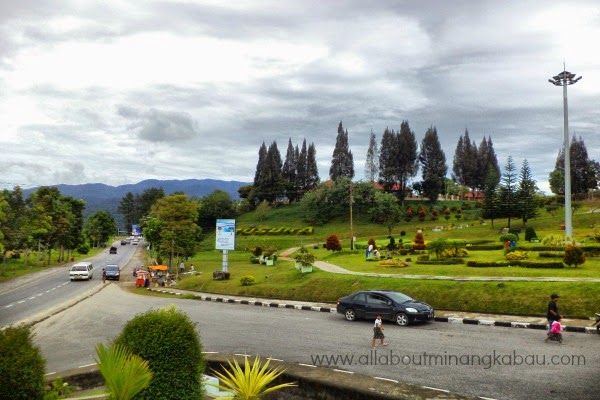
548 67 582 240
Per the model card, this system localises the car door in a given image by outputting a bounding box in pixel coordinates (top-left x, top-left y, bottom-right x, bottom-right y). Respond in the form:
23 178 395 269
350 293 368 319
366 293 394 320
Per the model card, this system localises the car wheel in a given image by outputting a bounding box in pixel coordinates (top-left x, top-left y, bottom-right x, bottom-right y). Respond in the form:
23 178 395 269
395 313 409 326
344 309 356 321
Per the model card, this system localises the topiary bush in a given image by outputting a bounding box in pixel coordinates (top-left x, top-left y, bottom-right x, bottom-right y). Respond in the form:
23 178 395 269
112 306 205 400
240 275 255 286
0 325 47 400
413 231 426 250
499 233 518 243
325 233 342 251
524 226 538 242
505 250 529 261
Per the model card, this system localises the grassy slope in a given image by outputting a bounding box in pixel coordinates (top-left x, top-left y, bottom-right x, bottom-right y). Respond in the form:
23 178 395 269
175 201 600 318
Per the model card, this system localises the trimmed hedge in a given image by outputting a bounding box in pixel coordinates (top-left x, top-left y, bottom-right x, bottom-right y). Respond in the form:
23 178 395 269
467 260 564 268
0 325 47 400
467 244 504 250
113 306 205 400
416 258 465 265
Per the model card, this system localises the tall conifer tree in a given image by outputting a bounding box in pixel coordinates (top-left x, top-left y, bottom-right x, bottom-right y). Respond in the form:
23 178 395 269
329 121 355 181
365 130 379 182
418 126 447 203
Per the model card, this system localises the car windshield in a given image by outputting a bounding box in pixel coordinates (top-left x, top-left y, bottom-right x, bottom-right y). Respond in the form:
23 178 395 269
384 292 413 303
72 266 86 271
106 265 119 271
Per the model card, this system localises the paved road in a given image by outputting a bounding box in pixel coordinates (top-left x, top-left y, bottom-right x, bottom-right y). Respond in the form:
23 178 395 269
0 243 140 328
32 283 599 400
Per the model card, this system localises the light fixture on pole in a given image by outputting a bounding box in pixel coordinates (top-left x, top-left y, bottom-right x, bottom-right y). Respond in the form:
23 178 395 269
548 67 582 240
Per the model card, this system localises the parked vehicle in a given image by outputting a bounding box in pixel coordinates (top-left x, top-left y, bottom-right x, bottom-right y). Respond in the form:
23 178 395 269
104 264 120 281
70 262 94 281
336 290 434 326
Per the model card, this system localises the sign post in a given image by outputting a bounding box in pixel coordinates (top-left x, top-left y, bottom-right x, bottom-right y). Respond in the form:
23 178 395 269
216 219 236 272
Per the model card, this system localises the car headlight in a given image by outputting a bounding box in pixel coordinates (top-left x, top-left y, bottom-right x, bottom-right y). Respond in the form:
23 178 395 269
405 307 418 313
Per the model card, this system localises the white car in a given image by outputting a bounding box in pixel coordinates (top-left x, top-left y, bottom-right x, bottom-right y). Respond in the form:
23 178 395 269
70 262 94 281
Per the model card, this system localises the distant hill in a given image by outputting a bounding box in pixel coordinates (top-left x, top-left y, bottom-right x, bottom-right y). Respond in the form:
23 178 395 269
23 179 250 226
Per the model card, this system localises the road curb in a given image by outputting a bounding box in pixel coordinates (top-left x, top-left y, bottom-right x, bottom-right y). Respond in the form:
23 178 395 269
146 288 599 334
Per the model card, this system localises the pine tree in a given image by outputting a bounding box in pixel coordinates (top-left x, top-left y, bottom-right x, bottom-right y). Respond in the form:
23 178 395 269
550 135 599 195
418 126 447 203
365 130 379 182
452 129 478 191
281 138 297 202
476 136 500 190
255 141 284 203
517 159 538 224
481 168 501 227
498 156 518 228
329 121 355 181
254 142 267 186
306 142 320 190
295 139 308 199
378 127 397 193
396 120 418 201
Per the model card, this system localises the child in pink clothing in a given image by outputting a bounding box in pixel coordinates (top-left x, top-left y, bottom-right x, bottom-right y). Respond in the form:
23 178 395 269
545 316 563 343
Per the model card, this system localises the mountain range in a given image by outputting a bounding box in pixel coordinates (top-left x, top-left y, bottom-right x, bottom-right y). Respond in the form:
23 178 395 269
23 179 250 227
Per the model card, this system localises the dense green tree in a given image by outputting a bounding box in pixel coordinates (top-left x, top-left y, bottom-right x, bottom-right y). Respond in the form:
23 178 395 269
418 126 447 203
136 187 165 221
517 159 538 224
378 127 397 193
84 210 117 248
197 190 236 230
550 135 599 195
295 139 309 201
118 192 137 233
148 194 202 269
0 187 27 272
329 121 354 181
365 130 379 182
370 191 402 235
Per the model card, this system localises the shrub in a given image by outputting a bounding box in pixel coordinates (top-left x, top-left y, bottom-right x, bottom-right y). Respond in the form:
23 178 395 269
416 258 465 265
539 251 564 258
413 231 426 250
377 259 409 268
77 242 90 255
499 233 518 243
252 247 263 257
213 271 231 280
563 245 585 267
240 275 255 286
400 230 406 236
386 236 397 251
325 233 342 251
524 226 538 242
112 306 205 400
505 251 529 261
294 246 316 266
0 325 47 400
441 248 469 258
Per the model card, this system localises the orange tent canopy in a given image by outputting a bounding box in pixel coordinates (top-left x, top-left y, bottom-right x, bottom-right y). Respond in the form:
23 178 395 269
149 265 169 271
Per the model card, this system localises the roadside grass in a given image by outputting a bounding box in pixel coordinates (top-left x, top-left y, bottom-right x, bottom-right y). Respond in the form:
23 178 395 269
0 247 106 284
171 255 599 317
170 203 600 317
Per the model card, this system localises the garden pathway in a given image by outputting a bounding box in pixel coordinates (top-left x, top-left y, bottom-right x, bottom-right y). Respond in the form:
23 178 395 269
278 247 600 282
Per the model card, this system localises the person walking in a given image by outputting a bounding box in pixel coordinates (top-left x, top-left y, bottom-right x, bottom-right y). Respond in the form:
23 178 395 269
102 268 106 284
179 261 185 273
545 316 564 344
546 294 561 333
371 314 388 347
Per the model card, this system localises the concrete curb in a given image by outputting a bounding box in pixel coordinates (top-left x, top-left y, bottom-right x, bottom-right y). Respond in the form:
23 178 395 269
146 288 599 335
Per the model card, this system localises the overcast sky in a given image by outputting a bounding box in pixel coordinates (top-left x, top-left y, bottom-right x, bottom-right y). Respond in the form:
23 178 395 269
2 1 599 194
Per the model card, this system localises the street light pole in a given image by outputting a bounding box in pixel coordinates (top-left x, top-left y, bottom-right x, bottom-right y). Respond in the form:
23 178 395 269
548 67 582 240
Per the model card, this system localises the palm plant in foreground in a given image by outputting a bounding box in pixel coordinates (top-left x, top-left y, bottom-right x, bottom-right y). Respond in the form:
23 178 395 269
95 343 153 400
209 355 296 400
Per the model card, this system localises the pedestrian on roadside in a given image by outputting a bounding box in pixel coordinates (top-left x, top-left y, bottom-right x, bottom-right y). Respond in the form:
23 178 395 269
546 293 561 333
180 261 185 273
545 316 564 344
102 268 106 284
371 314 388 347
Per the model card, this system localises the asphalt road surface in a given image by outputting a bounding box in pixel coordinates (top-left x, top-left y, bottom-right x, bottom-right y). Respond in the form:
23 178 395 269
31 283 598 400
0 242 139 328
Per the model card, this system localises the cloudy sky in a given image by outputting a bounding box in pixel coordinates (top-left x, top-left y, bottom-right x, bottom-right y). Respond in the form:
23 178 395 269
1 1 599 194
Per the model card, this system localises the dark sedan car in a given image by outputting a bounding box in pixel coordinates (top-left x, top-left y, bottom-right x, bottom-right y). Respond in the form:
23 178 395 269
336 290 434 326
104 264 120 281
